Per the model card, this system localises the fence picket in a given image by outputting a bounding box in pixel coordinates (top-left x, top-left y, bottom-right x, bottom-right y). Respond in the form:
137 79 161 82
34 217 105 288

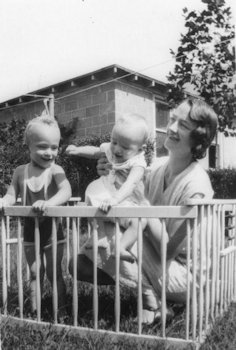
115 220 120 333
34 217 41 321
72 217 78 326
137 218 143 335
52 217 58 323
92 218 98 330
17 218 23 319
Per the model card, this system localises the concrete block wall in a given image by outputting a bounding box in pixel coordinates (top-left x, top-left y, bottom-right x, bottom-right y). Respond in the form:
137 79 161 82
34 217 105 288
0 100 46 123
0 80 160 144
115 82 156 138
55 82 116 140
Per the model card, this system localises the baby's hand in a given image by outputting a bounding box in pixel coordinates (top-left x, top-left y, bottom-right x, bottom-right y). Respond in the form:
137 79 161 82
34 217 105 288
0 198 6 212
32 200 47 214
99 197 119 212
65 145 78 156
96 155 112 176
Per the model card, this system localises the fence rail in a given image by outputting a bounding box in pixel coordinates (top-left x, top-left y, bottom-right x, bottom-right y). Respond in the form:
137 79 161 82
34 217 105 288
1 199 236 348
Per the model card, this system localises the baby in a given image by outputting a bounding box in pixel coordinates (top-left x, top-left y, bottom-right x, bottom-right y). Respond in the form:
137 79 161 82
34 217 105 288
66 113 149 262
0 114 72 314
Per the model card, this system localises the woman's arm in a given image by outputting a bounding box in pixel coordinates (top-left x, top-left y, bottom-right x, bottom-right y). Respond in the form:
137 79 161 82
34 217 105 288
65 145 102 159
167 193 205 260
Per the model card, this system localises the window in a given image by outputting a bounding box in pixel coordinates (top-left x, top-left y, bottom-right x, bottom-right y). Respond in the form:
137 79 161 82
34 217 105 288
209 144 218 168
155 102 169 157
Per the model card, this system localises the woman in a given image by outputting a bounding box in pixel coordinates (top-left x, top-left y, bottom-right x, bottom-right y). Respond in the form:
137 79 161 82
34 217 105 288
69 98 218 324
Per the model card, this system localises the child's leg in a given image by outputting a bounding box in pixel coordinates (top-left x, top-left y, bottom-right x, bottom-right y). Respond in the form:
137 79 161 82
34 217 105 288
24 244 45 312
44 242 66 312
112 218 147 263
85 219 109 249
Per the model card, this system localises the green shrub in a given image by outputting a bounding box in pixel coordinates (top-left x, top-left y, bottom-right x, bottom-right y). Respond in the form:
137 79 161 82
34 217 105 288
208 168 236 199
58 134 111 199
0 119 28 195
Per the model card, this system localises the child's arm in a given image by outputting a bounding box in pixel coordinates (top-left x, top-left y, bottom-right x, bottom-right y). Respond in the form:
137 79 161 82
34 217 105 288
0 167 20 210
32 165 72 213
65 144 102 159
99 166 145 212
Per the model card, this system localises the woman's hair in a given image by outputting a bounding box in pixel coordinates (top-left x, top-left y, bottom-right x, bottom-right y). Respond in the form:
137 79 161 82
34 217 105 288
184 98 218 160
24 114 60 145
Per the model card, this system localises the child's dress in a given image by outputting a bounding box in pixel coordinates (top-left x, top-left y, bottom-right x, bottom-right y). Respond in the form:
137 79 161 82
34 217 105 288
85 142 148 209
22 163 64 248
84 142 149 253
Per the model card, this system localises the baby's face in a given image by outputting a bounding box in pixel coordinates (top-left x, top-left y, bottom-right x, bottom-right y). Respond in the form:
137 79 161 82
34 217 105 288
28 124 60 169
110 126 143 164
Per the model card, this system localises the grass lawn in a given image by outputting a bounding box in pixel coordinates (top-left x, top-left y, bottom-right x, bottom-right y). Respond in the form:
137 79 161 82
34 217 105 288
1 303 236 349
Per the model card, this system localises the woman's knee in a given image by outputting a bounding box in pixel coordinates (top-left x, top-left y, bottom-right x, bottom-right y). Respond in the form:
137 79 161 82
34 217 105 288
69 254 93 283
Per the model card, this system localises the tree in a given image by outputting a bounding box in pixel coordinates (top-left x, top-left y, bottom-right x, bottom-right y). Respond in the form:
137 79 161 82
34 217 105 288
167 0 235 132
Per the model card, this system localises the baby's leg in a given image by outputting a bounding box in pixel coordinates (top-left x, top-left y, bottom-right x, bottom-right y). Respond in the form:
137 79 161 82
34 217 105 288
112 218 147 263
85 219 109 249
24 244 45 313
44 242 66 313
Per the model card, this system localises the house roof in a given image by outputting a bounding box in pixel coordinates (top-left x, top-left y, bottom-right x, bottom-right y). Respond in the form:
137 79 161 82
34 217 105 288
0 64 168 110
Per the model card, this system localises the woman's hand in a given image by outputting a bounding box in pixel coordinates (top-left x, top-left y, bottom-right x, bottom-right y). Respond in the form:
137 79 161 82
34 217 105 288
96 154 112 176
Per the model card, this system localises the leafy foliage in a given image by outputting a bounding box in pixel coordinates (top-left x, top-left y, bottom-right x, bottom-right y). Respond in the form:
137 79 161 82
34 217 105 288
0 118 28 195
208 167 236 198
167 0 235 131
57 134 111 199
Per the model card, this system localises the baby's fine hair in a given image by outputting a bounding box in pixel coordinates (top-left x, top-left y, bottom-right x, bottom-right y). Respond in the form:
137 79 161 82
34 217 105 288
24 114 60 145
116 113 149 144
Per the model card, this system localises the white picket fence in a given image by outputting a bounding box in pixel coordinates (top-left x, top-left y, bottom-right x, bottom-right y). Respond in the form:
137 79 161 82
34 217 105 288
1 199 236 348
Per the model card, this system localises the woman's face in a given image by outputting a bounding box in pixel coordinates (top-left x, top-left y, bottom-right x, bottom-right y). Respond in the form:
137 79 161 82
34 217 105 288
164 102 197 157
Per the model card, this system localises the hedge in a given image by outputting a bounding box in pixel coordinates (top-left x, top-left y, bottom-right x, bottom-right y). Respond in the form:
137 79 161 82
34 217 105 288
208 168 236 199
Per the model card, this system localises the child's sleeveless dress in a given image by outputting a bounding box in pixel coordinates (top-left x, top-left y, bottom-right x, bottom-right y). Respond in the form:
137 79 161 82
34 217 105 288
23 163 64 248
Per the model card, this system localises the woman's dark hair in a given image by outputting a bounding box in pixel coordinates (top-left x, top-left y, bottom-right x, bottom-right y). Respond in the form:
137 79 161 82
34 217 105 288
184 98 218 160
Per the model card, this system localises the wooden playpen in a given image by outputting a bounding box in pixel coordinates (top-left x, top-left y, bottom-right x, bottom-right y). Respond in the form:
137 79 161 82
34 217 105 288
1 199 236 349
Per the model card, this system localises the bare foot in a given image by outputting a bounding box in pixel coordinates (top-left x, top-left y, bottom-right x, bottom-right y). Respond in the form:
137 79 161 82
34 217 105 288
141 307 174 325
111 248 136 263
85 237 109 249
141 309 156 325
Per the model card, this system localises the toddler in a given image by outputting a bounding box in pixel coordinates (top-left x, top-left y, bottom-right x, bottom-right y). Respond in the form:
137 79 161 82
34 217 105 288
0 114 72 314
66 113 149 262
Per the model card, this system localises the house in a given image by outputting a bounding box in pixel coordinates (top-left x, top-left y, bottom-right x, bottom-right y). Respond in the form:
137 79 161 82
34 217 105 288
0 64 170 157
0 64 219 168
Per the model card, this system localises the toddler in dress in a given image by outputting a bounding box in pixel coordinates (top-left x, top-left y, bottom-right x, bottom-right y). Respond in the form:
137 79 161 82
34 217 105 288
66 113 149 262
